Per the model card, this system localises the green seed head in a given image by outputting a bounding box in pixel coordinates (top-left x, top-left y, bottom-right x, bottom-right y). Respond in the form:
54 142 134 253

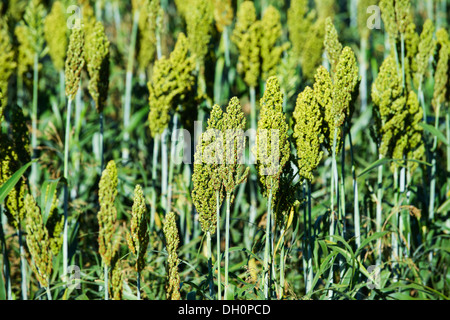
44 1 68 71
21 0 46 55
137 0 158 74
126 184 150 273
287 0 314 64
220 97 250 196
25 193 53 289
0 134 27 230
186 0 214 67
98 160 119 267
415 19 435 88
0 19 17 121
260 6 290 80
192 104 224 235
432 35 449 111
315 0 335 20
301 18 326 82
148 32 196 138
232 1 261 88
163 212 181 300
326 46 359 153
293 86 324 181
256 76 290 197
380 0 398 42
324 17 343 75
65 27 85 101
394 0 410 34
85 21 110 113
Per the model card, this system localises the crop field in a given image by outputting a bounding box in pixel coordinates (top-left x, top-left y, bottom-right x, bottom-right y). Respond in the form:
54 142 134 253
0 0 449 301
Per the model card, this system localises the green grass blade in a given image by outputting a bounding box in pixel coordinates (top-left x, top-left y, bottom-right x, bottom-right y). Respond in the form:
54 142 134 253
0 160 36 204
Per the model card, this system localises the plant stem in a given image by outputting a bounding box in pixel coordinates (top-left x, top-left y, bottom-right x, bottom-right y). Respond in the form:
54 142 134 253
216 190 222 300
150 134 160 232
224 193 232 300
207 231 214 298
59 70 65 108
263 189 273 300
122 9 140 163
392 168 399 282
137 271 141 300
104 264 109 300
30 52 39 196
429 103 440 222
223 26 230 68
167 114 179 212
18 226 27 300
278 229 285 298
63 98 73 287
376 155 384 268
100 111 104 172
360 37 368 112
161 128 168 213
307 181 314 291
328 127 339 299
0 206 12 300
349 132 361 248
46 287 52 300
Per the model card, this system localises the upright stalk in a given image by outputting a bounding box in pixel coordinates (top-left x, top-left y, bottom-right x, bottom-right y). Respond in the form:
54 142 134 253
30 52 39 196
263 190 273 300
104 264 108 300
100 111 104 172
207 231 214 298
63 98 73 286
167 114 179 212
328 127 339 299
216 190 222 300
376 155 384 268
122 9 140 163
305 181 313 294
429 103 441 221
46 287 52 300
278 229 286 298
349 132 361 248
360 37 368 112
137 271 141 300
59 70 65 108
223 26 231 68
392 168 399 282
0 206 12 300
224 193 232 299
161 128 168 212
18 226 27 300
150 135 160 231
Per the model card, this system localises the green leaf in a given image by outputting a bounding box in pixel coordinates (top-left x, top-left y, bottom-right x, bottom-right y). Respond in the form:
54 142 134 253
355 231 390 257
420 123 448 146
39 179 60 225
0 160 36 204
357 157 392 179
437 198 450 214
358 158 431 179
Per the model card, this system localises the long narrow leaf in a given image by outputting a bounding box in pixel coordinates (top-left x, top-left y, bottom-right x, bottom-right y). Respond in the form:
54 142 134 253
0 160 36 204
